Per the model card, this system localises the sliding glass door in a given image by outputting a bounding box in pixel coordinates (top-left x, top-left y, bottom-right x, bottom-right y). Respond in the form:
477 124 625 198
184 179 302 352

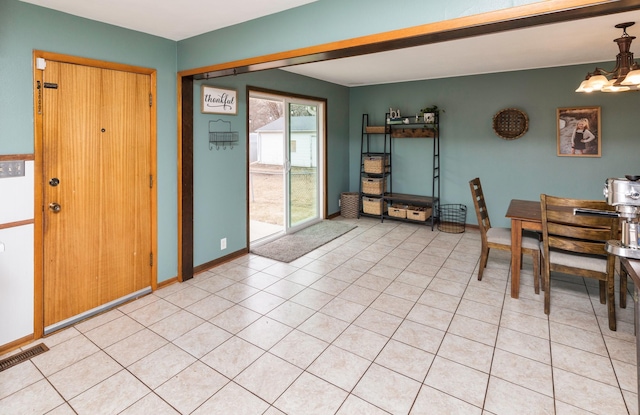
248 91 324 245
287 101 321 230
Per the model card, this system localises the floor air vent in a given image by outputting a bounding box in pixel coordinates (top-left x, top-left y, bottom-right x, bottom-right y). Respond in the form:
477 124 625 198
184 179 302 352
0 343 49 372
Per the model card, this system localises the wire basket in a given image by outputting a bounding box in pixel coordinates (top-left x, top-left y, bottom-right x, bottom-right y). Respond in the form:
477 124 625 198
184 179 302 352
438 204 467 233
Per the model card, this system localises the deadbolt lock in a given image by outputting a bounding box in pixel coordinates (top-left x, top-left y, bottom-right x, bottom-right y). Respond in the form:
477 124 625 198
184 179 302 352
49 177 60 186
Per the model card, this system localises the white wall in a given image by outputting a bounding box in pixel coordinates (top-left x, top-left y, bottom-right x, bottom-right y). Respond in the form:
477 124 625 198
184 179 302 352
258 133 283 165
258 132 317 167
291 133 317 168
0 161 34 345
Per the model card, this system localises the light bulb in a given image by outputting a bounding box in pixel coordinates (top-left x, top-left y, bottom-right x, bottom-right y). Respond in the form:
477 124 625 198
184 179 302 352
575 80 590 92
601 79 630 92
621 69 640 85
584 75 609 91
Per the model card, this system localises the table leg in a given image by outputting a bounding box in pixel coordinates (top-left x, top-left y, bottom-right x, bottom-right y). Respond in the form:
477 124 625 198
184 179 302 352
511 219 523 298
635 285 640 415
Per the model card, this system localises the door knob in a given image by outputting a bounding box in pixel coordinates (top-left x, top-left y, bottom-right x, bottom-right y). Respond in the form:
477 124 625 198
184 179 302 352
49 203 61 213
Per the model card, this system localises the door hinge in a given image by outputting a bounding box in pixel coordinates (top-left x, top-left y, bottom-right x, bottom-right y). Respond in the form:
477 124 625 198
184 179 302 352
149 93 152 107
150 252 153 267
150 175 153 188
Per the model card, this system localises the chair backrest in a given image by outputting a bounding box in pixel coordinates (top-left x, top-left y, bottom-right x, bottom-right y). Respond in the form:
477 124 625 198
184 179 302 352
540 194 618 259
469 178 491 237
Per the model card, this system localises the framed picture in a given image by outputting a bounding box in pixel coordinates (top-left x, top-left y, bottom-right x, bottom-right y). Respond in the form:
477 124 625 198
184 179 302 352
201 85 237 115
557 106 601 157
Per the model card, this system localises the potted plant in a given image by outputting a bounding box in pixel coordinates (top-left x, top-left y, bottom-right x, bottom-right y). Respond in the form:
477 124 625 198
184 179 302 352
420 105 443 123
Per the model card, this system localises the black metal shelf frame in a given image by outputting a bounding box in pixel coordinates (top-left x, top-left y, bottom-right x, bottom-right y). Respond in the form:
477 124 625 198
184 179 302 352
357 112 440 230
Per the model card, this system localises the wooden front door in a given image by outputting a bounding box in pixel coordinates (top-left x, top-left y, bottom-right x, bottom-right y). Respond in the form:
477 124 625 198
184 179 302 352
41 60 152 330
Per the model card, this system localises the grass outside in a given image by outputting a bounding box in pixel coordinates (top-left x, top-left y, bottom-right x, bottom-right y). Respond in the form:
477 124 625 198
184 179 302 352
249 164 317 226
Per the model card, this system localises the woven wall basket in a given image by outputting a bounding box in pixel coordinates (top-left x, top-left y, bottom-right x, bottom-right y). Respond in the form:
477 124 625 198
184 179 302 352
492 108 529 140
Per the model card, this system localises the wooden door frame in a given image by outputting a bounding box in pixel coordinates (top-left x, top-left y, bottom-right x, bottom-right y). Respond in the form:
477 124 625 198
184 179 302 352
177 0 638 281
32 51 158 338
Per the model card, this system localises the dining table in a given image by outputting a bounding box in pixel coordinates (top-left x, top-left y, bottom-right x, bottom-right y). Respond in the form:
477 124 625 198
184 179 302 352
509 198 640 408
620 257 640 415
505 199 542 299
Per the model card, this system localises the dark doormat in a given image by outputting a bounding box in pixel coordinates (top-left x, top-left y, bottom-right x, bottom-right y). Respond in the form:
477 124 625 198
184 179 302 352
251 220 357 263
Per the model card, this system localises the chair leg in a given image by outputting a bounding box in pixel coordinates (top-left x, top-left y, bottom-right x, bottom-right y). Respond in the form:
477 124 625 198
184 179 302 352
478 246 489 281
608 274 617 331
544 264 550 315
620 263 628 309
532 251 540 295
540 255 547 292
599 280 606 304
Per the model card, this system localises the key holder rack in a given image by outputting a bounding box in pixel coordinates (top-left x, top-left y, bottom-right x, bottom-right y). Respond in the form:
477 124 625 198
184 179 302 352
209 119 239 150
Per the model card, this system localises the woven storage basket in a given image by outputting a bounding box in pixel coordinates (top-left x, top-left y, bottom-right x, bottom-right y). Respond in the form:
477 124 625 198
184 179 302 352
406 206 432 221
363 156 389 174
361 177 386 195
388 204 408 219
340 192 359 219
362 196 386 215
365 126 387 134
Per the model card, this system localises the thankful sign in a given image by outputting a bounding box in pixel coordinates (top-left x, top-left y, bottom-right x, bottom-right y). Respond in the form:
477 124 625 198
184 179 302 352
201 85 237 115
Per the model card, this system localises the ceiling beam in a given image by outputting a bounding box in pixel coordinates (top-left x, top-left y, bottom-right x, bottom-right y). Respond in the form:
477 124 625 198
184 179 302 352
180 0 640 80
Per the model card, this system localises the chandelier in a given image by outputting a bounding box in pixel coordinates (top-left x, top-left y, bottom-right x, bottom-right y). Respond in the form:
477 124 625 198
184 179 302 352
576 22 640 93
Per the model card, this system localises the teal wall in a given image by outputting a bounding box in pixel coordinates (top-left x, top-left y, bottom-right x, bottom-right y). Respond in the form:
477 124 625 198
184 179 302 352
188 54 639 267
2 0 636 293
177 0 544 268
1 0 546 287
349 64 639 228
0 0 178 282
178 0 540 70
191 71 350 267
1 0 637 346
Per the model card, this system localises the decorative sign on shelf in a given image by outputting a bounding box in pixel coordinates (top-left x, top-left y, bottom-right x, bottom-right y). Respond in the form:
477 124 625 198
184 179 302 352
201 85 237 115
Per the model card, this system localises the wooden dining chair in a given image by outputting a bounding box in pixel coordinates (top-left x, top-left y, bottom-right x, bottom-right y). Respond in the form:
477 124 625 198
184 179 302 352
469 178 541 292
540 194 619 330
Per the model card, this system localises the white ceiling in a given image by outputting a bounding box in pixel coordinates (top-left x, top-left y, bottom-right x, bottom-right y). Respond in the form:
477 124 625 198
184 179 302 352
19 1 640 87
285 10 640 86
20 0 318 41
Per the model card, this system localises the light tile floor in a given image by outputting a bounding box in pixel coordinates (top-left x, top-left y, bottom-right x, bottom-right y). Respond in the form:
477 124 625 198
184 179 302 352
1 217 638 414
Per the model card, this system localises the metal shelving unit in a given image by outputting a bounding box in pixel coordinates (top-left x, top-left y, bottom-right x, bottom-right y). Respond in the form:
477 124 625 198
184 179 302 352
358 112 440 230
